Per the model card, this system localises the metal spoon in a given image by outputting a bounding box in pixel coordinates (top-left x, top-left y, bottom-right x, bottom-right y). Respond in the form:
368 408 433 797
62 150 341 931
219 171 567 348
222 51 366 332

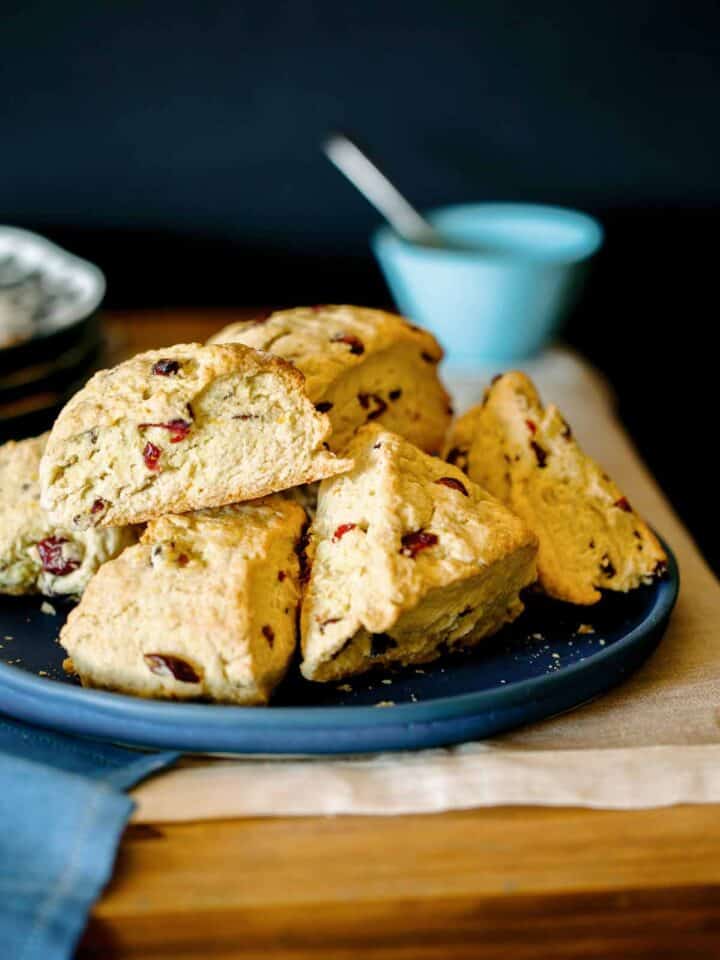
322 132 447 247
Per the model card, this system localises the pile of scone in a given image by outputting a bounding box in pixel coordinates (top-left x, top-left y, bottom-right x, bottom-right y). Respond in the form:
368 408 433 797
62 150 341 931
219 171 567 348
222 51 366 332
0 306 667 704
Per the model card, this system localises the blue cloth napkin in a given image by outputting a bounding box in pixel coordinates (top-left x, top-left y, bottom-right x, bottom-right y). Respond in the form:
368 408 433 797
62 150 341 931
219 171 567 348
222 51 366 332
0 715 178 960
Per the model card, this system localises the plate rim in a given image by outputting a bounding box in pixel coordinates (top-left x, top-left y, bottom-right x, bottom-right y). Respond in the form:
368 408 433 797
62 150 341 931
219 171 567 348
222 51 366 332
0 537 679 731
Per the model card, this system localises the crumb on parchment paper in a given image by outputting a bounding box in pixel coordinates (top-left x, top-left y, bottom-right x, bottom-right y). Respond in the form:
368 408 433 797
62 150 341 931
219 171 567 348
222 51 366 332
40 601 56 616
375 700 395 708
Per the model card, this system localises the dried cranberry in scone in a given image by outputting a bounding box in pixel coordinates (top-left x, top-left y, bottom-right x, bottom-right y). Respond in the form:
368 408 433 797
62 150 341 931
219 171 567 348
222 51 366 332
446 446 469 471
144 653 201 683
530 441 548 468
142 441 162 471
151 359 181 376
357 393 387 421
36 536 82 577
400 530 438 558
139 419 192 443
435 477 468 496
332 523 357 542
331 332 365 355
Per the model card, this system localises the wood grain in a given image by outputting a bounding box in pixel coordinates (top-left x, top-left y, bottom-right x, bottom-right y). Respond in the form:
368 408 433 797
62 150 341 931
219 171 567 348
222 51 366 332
78 312 720 959
83 807 720 959
102 308 262 362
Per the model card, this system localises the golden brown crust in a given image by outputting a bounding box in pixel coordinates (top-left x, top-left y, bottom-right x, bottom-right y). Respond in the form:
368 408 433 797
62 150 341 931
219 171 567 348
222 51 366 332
59 497 306 704
445 372 667 605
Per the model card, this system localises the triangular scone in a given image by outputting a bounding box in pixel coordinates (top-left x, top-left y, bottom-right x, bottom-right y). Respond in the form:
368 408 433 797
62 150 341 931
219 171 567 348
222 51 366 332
60 497 306 704
300 425 538 682
40 343 351 528
0 434 136 597
209 305 452 454
445 372 667 605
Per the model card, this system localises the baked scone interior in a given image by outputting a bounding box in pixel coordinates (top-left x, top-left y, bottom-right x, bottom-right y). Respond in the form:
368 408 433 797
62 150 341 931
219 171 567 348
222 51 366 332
40 342 351 528
209 305 452 454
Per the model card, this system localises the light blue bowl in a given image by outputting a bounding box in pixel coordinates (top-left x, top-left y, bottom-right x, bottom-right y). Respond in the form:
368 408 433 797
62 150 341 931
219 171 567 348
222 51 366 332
372 203 604 364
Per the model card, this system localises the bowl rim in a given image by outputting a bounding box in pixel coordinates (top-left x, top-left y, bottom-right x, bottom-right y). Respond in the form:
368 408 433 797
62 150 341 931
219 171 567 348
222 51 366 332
372 201 605 266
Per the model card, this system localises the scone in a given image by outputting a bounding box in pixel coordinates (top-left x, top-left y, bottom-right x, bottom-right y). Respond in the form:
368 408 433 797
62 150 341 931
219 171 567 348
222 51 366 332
300 425 538 682
208 305 452 454
0 433 136 597
40 342 351 529
60 497 306 704
445 371 667 605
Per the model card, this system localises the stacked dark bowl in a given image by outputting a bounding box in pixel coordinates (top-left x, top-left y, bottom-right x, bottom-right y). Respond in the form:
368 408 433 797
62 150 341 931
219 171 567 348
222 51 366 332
0 228 105 442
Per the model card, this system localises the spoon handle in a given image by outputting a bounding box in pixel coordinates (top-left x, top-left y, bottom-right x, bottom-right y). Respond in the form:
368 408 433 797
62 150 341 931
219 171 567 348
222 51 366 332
323 132 439 245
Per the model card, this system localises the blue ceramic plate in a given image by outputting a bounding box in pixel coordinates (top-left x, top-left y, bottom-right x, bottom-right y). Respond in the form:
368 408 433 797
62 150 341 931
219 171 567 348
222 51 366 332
0 540 678 755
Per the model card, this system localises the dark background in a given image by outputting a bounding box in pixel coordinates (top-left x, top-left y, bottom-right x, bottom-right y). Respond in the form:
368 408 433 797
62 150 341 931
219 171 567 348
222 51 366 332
2 0 718 570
